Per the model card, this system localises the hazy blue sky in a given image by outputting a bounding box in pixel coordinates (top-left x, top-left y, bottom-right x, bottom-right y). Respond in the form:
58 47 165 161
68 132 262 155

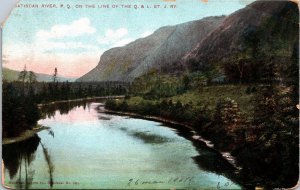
3 0 254 78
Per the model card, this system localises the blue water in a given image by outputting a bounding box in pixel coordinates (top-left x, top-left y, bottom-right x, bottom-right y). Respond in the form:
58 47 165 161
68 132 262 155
3 102 241 189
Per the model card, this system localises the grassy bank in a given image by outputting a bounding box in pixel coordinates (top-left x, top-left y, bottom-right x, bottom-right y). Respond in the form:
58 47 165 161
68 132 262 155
166 85 254 115
110 84 255 124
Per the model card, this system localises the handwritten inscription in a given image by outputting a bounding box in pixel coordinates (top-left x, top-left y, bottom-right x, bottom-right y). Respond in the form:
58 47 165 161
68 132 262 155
127 177 194 186
217 181 234 189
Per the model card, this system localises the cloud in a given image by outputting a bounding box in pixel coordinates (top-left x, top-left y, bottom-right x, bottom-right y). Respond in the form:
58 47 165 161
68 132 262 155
4 18 101 78
2 54 8 64
97 28 134 47
34 18 99 53
36 40 98 53
36 17 96 39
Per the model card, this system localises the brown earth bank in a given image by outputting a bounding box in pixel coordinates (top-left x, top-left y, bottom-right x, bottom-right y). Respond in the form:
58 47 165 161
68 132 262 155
3 125 50 145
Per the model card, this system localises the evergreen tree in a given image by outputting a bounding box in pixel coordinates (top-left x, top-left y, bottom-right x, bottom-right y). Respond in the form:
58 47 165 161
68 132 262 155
28 71 37 84
18 65 28 83
53 67 58 83
214 98 244 136
18 65 28 95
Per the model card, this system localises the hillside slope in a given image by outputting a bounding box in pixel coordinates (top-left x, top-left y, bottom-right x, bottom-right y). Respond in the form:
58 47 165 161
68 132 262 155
78 16 225 82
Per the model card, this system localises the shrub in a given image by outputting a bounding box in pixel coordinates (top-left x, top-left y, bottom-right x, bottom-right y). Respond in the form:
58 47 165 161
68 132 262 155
105 99 117 110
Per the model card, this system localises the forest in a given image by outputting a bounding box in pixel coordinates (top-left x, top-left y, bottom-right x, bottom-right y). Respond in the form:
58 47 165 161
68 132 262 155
2 67 128 137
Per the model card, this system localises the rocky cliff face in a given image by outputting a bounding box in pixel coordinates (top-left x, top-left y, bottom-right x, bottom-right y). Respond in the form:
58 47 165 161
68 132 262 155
77 16 225 82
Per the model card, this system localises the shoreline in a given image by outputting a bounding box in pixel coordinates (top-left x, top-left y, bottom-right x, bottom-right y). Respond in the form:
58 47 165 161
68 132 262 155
103 108 239 169
3 96 125 145
3 125 50 145
37 95 125 107
3 97 239 169
104 109 194 130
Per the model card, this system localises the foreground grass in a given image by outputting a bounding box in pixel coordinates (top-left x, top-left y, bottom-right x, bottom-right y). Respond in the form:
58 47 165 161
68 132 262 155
169 85 254 116
125 84 254 118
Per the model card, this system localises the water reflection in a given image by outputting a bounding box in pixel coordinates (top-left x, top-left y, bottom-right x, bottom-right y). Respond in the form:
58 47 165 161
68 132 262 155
41 100 247 188
159 122 261 189
40 100 91 119
3 135 54 189
40 142 54 187
3 135 40 189
4 100 246 189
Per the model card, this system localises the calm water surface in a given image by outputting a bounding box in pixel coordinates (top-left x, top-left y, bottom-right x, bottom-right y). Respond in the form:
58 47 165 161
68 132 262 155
3 102 241 189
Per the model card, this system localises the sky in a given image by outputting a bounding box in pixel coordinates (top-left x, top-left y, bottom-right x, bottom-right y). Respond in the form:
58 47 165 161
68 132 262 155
2 0 255 78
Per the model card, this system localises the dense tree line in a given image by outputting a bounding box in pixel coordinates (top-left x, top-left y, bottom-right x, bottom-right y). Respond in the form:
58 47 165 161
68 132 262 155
3 67 128 138
3 83 39 137
34 82 127 103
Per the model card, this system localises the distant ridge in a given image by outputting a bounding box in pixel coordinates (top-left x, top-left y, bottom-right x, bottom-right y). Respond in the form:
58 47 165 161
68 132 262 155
2 67 76 82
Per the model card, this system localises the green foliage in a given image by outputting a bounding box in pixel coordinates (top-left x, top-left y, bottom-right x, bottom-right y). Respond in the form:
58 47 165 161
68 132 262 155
222 9 298 84
106 98 204 123
212 98 246 140
187 72 208 91
2 68 20 82
233 44 299 186
105 99 117 110
3 80 128 137
119 101 129 111
214 98 242 126
16 65 38 84
130 71 186 99
2 83 40 137
28 71 37 84
53 67 58 83
35 82 127 103
245 86 257 94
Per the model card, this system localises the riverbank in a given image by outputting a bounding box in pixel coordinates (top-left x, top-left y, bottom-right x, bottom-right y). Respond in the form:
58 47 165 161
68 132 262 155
38 95 125 108
103 108 239 169
3 96 126 145
3 125 50 145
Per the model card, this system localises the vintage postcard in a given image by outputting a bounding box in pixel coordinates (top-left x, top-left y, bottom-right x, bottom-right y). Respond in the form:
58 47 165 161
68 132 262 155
1 0 299 189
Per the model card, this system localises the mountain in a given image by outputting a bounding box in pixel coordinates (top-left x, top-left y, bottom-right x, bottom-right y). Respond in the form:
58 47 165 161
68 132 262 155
182 0 299 70
2 67 20 82
77 16 225 82
78 0 298 83
2 67 76 82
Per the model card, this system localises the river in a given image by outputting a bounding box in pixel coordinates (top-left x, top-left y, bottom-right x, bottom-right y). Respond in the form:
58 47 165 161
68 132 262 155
2 101 242 189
